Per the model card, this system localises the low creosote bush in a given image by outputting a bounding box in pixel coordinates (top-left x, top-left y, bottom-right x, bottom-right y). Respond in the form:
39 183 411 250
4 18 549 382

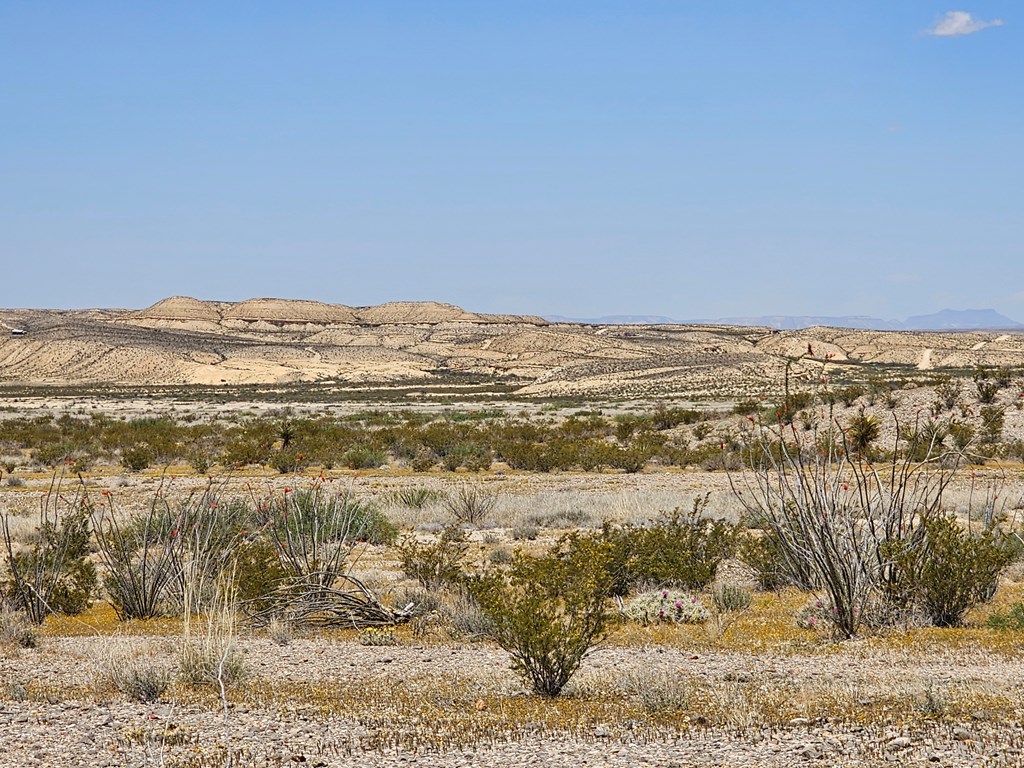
121 445 154 472
598 495 738 596
468 535 615 697
395 526 468 591
621 589 710 625
886 513 1014 628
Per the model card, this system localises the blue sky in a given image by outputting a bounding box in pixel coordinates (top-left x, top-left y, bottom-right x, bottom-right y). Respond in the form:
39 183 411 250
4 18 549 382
1 2 1020 320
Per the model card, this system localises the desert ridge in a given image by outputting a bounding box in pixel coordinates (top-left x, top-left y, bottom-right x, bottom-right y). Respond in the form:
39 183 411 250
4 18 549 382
0 296 1022 396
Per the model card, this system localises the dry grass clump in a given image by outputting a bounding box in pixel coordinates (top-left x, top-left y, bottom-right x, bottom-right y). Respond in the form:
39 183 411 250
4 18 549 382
97 646 172 702
266 616 292 646
179 576 247 691
0 609 37 648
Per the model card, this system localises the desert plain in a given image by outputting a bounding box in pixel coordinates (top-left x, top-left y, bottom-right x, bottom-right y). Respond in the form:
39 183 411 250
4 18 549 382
2 298 1024 767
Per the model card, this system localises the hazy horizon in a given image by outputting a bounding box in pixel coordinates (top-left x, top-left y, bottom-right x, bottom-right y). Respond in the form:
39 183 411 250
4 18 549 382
2 3 1021 319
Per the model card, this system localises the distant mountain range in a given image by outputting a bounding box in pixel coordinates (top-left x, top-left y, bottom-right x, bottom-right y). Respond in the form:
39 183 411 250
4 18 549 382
545 308 1024 331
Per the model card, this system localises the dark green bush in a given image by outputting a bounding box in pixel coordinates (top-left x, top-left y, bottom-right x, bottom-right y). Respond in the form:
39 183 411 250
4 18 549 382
738 528 816 591
616 496 737 591
732 400 763 416
395 527 468 590
468 535 614 697
836 384 865 407
34 443 73 468
888 514 1014 627
232 538 291 614
121 444 155 472
343 447 386 470
268 449 307 474
980 406 1005 444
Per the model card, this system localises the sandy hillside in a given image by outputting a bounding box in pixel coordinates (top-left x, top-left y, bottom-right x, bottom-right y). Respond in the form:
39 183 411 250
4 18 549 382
1 298 1024 397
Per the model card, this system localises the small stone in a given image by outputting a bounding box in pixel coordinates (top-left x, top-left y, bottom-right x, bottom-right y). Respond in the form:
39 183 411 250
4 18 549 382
800 744 822 759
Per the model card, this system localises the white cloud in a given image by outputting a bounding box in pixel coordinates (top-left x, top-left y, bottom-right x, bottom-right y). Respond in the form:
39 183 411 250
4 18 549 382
927 11 1004 36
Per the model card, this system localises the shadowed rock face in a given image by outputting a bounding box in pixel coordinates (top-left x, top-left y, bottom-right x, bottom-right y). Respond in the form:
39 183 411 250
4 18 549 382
1 297 1024 397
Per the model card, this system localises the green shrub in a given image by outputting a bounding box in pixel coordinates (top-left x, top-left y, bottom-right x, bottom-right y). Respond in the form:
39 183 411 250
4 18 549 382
268 449 307 474
33 443 73 468
409 449 437 472
732 400 763 416
232 538 291 614
187 448 212 474
344 447 386 470
986 602 1024 630
836 385 865 407
468 535 614 697
121 445 154 472
888 514 1014 627
395 527 468 590
949 421 975 450
738 528 817 591
980 406 1005 444
613 496 738 591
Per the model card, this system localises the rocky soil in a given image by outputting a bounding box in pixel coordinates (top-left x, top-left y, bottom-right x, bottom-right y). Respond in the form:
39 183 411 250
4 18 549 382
4 635 1024 768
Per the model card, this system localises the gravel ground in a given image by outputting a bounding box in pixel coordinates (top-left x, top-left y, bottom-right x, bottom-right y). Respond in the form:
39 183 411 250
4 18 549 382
4 635 1024 767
